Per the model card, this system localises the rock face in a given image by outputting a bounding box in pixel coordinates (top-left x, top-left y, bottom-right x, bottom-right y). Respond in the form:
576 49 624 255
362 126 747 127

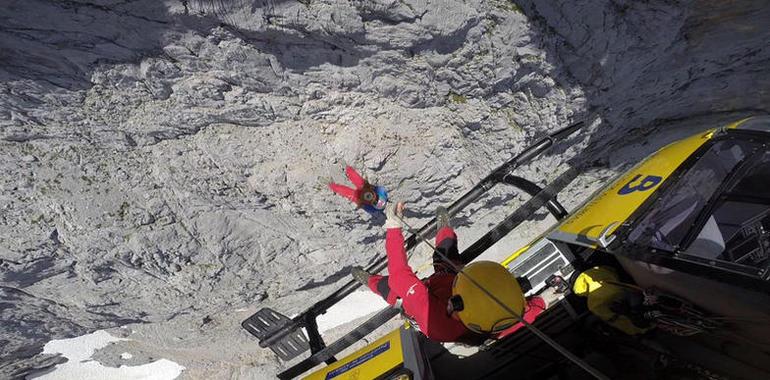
517 0 770 149
1 0 768 378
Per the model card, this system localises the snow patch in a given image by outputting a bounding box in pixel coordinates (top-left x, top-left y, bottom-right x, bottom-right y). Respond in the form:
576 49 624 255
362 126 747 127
26 330 184 380
316 290 389 334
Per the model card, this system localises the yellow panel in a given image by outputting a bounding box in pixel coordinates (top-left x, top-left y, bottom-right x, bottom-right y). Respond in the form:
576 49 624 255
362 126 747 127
303 328 404 380
726 117 753 130
551 129 716 247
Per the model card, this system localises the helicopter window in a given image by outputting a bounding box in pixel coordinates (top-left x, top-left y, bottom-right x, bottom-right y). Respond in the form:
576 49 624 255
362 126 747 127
684 216 725 259
726 151 770 199
627 139 752 252
681 151 770 268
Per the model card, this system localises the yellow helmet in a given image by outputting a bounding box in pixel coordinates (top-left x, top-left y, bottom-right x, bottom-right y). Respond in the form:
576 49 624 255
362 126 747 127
451 261 525 334
572 266 619 296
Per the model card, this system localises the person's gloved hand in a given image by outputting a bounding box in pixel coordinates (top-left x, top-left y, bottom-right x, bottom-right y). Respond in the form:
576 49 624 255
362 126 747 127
384 201 405 229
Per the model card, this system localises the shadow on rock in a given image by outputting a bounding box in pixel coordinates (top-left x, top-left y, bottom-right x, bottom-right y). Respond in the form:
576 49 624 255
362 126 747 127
517 0 770 156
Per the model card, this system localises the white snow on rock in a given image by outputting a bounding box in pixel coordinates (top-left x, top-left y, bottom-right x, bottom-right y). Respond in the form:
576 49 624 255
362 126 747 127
316 290 389 334
26 330 184 380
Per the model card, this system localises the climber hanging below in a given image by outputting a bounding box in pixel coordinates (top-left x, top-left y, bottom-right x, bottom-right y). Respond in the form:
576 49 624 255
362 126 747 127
328 166 388 215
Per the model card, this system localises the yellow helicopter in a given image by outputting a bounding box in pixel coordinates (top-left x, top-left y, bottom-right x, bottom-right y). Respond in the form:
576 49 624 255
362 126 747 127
245 116 770 380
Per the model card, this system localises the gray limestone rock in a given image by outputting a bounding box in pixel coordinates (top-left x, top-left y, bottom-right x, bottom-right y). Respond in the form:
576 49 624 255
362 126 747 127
1 0 769 378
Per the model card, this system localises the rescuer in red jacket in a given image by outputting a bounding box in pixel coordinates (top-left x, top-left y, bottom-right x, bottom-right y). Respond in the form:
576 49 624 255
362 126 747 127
351 202 545 344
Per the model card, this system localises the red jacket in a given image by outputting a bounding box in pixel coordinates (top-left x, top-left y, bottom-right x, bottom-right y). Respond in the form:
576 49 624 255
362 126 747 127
385 228 546 343
385 228 470 342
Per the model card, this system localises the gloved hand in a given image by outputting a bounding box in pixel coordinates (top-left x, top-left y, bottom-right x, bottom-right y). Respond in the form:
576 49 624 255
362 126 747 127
384 201 405 229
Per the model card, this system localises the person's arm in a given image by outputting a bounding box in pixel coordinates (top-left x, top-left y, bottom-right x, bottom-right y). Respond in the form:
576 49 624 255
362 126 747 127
495 296 546 339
